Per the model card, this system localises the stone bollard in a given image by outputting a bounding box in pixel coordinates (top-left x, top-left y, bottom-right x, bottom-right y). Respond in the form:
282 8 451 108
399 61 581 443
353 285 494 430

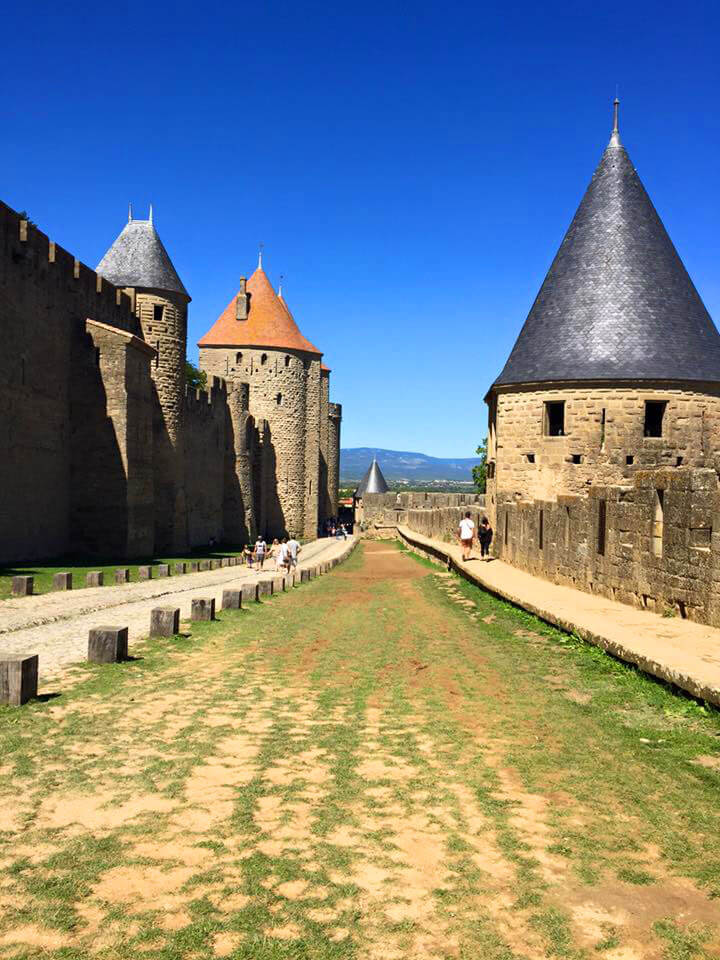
86 571 104 588
257 580 272 598
115 568 130 585
150 607 180 637
300 569 310 583
52 572 72 591
0 653 39 706
157 564 170 578
88 627 128 663
229 557 237 567
272 576 285 593
211 559 221 570
138 566 152 581
241 583 258 605
199 560 209 572
11 576 34 597
221 557 230 567
191 598 215 621
307 567 316 581
190 561 199 573
175 562 186 576
222 589 242 610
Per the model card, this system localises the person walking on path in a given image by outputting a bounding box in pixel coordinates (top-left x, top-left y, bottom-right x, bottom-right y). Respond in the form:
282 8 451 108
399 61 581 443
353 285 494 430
478 516 493 560
276 538 290 572
254 536 267 571
287 536 300 569
458 511 475 562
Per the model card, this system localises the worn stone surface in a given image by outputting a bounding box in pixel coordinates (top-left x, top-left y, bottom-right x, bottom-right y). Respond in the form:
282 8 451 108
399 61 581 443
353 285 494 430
191 598 215 621
52 573 72 591
156 564 170 578
86 572 104 588
115 569 130 585
221 589 242 610
138 566 152 581
0 653 38 705
88 626 128 663
11 577 33 598
149 607 180 637
174 562 186 575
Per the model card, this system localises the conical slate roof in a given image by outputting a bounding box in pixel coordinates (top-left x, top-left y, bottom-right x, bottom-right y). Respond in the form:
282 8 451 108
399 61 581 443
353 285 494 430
198 265 322 355
355 458 389 496
493 104 720 387
97 214 189 298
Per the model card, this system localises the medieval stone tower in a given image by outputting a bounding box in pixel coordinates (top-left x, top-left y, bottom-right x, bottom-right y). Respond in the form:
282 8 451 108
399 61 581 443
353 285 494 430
97 209 190 551
485 101 720 521
198 259 340 540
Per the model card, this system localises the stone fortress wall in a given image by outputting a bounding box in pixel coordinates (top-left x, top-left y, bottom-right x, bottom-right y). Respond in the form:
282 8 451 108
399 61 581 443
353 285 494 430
357 492 486 540
0 199 342 563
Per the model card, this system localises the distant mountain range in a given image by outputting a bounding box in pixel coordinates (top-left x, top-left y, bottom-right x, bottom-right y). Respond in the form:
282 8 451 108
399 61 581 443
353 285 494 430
340 447 481 486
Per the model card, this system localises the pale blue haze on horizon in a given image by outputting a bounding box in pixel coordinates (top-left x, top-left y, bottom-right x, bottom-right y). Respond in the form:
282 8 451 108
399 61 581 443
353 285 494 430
2 0 718 457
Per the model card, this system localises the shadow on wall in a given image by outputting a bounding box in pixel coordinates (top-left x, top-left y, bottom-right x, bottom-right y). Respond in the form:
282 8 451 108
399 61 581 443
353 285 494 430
69 328 130 557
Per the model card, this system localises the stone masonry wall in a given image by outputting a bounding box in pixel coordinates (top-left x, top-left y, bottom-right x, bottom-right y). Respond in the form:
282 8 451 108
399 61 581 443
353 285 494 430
184 377 228 548
486 382 720 512
358 492 486 538
303 359 321 539
199 346 317 539
328 402 342 518
319 371 330 524
0 200 144 563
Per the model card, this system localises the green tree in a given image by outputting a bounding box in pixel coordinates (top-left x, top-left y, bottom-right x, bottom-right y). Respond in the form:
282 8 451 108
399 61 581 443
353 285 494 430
185 361 207 392
472 438 487 493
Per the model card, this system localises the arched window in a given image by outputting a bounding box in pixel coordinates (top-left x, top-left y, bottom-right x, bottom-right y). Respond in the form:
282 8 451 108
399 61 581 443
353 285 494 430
236 352 243 364
261 353 267 365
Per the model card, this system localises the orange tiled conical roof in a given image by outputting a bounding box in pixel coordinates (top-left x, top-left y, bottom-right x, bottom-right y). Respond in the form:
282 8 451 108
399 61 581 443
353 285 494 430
198 266 322 355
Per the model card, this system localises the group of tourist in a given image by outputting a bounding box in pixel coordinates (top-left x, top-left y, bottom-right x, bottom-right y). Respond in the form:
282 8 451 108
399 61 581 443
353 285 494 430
458 512 493 562
321 518 349 539
242 536 301 573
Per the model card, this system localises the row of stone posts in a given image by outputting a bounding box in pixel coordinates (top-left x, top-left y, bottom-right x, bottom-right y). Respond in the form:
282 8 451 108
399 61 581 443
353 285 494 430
1 542 356 705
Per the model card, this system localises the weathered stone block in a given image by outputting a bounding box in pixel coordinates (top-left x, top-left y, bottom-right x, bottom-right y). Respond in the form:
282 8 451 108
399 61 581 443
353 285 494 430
52 572 72 591
11 576 33 597
300 569 310 583
88 626 128 663
221 558 230 567
115 568 130 584
190 561 200 572
199 560 209 572
86 571 104 588
175 562 186 575
138 566 152 581
222 589 242 610
191 598 215 621
241 583 258 604
257 580 272 598
0 653 39 706
157 564 170 578
272 576 285 593
150 607 180 637
210 560 221 570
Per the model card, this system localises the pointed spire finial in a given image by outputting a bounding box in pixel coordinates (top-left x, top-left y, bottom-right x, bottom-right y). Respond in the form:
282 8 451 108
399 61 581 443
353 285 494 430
149 203 154 224
258 241 264 269
278 273 284 297
128 202 133 222
613 96 620 135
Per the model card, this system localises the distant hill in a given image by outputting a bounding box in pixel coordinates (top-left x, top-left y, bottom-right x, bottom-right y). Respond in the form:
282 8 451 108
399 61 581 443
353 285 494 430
340 447 481 486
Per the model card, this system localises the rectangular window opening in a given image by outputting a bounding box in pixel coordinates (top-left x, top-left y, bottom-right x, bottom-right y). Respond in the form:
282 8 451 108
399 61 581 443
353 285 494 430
544 401 565 437
571 453 582 464
153 304 164 324
526 453 535 464
644 401 666 438
626 455 634 466
600 408 606 451
597 500 606 556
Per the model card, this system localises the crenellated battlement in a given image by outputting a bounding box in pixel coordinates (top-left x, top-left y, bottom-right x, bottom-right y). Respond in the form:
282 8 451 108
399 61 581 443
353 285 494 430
0 200 140 336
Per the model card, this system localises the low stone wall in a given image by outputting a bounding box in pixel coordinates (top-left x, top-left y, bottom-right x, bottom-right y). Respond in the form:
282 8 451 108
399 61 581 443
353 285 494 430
356 492 486 537
400 466 720 629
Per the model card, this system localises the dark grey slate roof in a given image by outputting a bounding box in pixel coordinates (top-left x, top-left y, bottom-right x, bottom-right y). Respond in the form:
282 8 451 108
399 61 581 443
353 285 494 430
97 216 189 298
355 458 390 496
493 112 720 387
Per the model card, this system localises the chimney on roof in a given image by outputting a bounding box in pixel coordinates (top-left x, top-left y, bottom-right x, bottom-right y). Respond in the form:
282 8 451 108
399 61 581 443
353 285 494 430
236 277 248 320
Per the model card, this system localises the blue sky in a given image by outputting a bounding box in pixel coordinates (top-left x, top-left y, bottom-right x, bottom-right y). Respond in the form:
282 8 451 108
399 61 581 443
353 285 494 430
3 0 718 457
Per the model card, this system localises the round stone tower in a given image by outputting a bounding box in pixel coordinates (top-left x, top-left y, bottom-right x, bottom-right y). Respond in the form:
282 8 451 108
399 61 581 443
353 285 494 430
97 207 190 551
485 101 720 521
197 258 323 540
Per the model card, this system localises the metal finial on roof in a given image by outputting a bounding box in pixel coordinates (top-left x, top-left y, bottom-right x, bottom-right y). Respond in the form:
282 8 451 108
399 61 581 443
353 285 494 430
613 97 620 135
128 202 133 222
258 242 264 269
149 204 154 224
278 273 284 297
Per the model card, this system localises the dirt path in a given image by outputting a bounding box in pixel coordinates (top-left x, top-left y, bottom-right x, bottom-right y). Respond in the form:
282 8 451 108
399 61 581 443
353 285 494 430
0 541 719 960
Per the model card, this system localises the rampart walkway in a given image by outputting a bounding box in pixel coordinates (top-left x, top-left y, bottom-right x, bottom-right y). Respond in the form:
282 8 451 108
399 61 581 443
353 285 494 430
0 537 353 679
398 525 720 707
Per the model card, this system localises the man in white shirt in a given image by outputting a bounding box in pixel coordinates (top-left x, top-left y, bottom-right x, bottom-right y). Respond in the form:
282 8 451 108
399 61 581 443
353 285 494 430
287 537 300 568
458 512 475 562
254 537 267 570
